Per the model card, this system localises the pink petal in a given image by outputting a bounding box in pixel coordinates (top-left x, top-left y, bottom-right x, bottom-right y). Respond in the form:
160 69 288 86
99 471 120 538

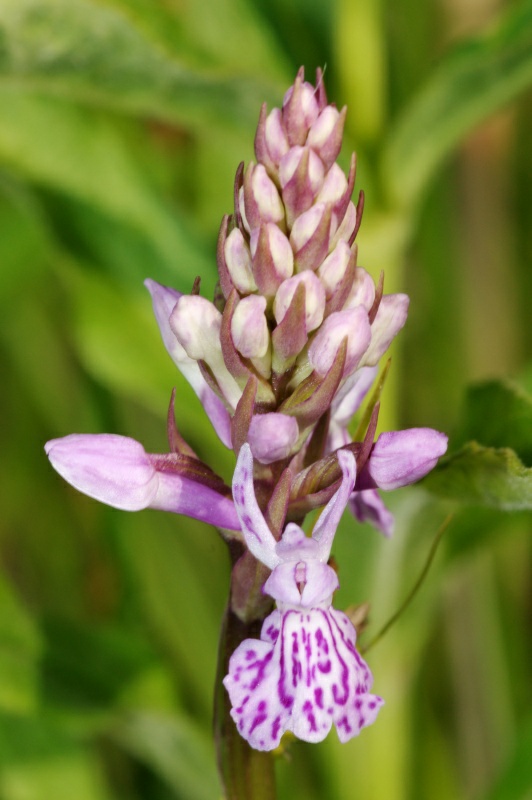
248 412 299 465
359 428 449 491
312 449 357 560
350 489 395 537
232 444 280 569
45 434 158 511
45 433 240 529
145 279 232 447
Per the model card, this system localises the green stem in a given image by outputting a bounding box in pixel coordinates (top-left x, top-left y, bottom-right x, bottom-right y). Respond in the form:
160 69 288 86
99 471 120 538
214 600 277 800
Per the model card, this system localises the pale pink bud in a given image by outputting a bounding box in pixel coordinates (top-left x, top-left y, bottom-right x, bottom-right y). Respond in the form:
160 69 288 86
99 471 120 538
362 294 410 366
317 241 351 298
358 429 448 491
145 279 232 447
238 186 251 234
265 107 290 165
248 412 299 464
170 296 221 361
170 296 241 408
274 271 325 332
224 228 257 293
253 165 284 222
279 146 324 193
290 202 329 255
316 164 348 207
282 81 320 145
308 307 372 377
279 146 325 223
290 202 332 271
231 295 269 358
250 223 294 293
345 267 376 311
243 163 285 231
307 106 347 168
330 201 357 247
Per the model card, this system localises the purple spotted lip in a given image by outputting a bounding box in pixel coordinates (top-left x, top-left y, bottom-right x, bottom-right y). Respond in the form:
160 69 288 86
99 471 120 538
223 444 383 749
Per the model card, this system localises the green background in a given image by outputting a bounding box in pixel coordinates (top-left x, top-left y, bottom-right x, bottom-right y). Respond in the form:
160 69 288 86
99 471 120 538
0 0 531 797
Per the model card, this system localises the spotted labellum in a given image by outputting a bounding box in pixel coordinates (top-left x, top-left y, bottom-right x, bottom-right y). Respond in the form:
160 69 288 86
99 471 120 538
224 444 383 749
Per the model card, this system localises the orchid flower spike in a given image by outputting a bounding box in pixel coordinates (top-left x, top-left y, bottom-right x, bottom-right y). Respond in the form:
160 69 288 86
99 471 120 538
224 443 383 750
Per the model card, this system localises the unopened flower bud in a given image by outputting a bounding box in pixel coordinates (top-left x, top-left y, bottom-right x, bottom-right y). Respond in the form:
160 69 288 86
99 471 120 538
358 429 448 491
145 279 232 447
231 295 269 358
280 146 325 224
170 296 241 408
362 294 410 366
290 203 332 271
345 267 376 311
330 201 357 247
274 271 325 332
248 412 299 464
250 223 294 295
307 106 347 169
308 307 371 377
316 164 348 208
144 279 188 366
282 79 320 146
224 228 257 294
265 107 290 165
280 146 324 191
242 163 285 232
317 241 351 298
170 296 221 361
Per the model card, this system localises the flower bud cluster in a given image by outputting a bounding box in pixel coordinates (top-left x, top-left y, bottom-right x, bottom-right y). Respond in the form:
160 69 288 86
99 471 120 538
170 68 408 465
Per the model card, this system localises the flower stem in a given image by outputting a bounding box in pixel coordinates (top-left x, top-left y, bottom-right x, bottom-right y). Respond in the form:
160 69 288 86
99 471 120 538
214 601 277 800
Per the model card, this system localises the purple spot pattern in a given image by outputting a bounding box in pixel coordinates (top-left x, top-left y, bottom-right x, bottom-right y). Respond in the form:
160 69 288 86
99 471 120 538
223 606 383 751
225 444 383 750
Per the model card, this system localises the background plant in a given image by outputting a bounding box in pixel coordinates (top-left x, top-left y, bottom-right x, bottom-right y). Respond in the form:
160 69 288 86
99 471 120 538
0 1 531 798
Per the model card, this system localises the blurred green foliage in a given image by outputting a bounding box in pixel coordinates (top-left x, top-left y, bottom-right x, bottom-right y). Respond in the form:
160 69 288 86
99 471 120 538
0 0 531 798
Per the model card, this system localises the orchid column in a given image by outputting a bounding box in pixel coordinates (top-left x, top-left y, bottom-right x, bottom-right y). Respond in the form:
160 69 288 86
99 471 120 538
45 68 447 799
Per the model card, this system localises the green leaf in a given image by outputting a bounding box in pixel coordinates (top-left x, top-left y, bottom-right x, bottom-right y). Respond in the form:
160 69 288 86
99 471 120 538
455 379 532 465
0 183 50 300
425 441 532 509
440 506 531 559
0 88 212 282
482 714 532 800
120 512 230 718
110 711 220 800
383 0 532 207
425 380 532 508
0 0 288 131
55 258 194 415
0 713 111 800
1 282 102 433
40 617 176 724
0 575 42 714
